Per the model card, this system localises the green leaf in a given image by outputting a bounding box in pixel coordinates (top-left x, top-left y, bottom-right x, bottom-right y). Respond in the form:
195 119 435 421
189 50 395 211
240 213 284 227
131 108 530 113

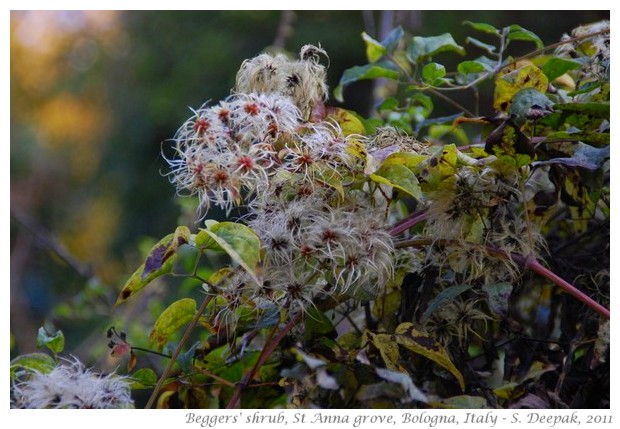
494 63 548 112
377 96 399 112
421 284 473 323
428 124 469 146
10 353 56 381
544 130 609 148
129 368 158 389
149 298 197 352
431 394 491 409
143 226 190 280
463 21 499 35
36 327 65 354
482 282 513 317
370 164 423 199
465 36 497 54
197 222 262 285
541 57 581 81
422 62 446 85
395 322 465 391
334 61 400 102
457 60 492 75
117 240 175 305
116 226 191 305
362 32 387 63
554 102 610 120
381 26 405 54
304 306 337 342
407 33 465 64
507 24 543 49
509 88 553 121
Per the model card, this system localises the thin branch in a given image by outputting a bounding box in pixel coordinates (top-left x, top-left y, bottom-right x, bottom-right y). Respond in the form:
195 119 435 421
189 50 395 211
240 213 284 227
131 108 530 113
226 312 303 409
389 209 428 236
10 207 93 278
396 238 610 319
510 28 610 65
145 292 214 409
427 87 476 117
416 28 609 95
131 347 172 359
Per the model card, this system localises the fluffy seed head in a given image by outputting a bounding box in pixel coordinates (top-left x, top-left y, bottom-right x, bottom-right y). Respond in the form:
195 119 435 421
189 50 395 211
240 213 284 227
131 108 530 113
233 45 329 119
11 357 134 409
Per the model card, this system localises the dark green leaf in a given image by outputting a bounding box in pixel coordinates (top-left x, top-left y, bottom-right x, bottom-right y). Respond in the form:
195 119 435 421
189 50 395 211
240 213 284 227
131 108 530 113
381 26 405 53
377 96 399 112
507 24 543 49
334 61 400 102
407 33 465 64
36 327 65 354
509 88 554 121
304 306 337 342
422 62 446 85
544 130 609 147
554 102 610 120
463 21 499 35
566 81 602 97
541 57 581 81
465 36 497 53
421 284 473 323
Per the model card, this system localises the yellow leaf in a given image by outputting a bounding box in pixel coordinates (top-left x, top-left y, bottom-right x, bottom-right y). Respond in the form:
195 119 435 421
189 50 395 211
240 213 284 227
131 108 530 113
149 298 196 352
494 62 548 112
364 331 406 373
395 322 465 391
324 106 366 136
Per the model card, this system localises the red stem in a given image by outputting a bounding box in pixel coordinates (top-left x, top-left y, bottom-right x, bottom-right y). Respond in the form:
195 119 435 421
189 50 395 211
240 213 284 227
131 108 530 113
225 312 303 409
485 247 610 319
396 239 610 319
389 210 429 236
525 256 610 319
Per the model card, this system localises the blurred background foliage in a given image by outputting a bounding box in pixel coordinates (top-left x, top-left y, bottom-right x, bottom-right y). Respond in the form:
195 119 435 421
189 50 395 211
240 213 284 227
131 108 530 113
10 10 609 368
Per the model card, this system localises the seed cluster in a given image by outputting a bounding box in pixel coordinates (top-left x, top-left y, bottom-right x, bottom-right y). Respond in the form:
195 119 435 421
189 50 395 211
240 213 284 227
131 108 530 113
11 358 134 409
166 46 396 319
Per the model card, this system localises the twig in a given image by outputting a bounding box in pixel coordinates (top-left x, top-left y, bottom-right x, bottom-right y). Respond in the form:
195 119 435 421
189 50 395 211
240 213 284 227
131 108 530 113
389 209 428 236
145 292 214 409
226 312 302 409
10 207 93 278
396 238 610 319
